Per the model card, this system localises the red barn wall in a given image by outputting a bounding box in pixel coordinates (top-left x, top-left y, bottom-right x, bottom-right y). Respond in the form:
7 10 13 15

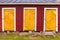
0 6 2 31
0 5 23 32
0 5 60 32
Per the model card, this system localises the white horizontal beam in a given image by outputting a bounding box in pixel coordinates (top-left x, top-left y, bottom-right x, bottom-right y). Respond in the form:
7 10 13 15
0 3 60 5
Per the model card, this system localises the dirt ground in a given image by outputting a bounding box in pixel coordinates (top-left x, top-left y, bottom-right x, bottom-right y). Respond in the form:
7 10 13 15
0 32 60 40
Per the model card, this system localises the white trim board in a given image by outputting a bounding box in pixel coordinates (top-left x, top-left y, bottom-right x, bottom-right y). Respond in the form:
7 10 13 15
23 7 37 31
2 8 16 32
0 3 60 5
44 8 58 32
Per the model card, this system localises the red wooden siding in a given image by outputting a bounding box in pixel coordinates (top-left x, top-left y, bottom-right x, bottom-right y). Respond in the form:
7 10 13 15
0 6 2 31
0 5 60 32
58 7 60 32
22 5 44 32
0 5 23 31
37 6 44 31
16 6 23 32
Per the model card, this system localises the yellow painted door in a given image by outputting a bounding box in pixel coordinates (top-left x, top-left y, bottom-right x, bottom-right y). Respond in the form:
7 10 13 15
4 9 14 31
46 9 56 31
24 9 35 31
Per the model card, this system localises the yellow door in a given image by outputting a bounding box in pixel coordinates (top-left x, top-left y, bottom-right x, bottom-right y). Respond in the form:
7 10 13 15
24 8 35 31
3 9 14 31
46 9 56 31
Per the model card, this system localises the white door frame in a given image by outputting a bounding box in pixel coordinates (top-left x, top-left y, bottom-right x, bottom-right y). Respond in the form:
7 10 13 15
44 8 58 32
23 7 37 31
2 8 16 32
